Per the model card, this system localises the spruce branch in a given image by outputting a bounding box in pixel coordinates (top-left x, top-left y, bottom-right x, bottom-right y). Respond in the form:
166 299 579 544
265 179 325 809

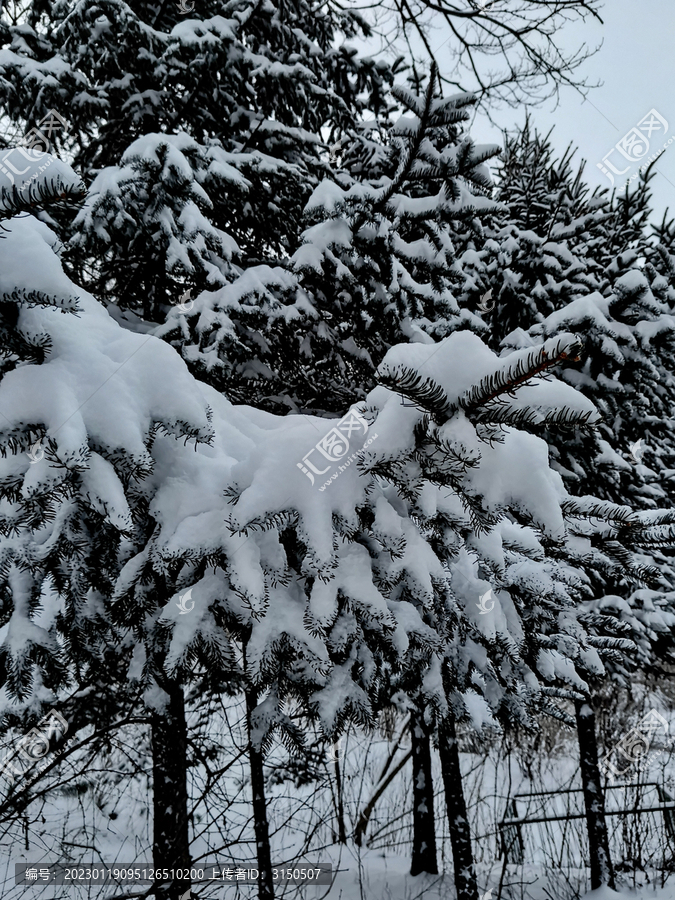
350 64 439 238
561 497 638 529
455 337 584 420
0 174 86 229
601 541 661 586
586 636 635 651
380 63 437 209
0 287 81 314
376 365 450 419
471 402 596 431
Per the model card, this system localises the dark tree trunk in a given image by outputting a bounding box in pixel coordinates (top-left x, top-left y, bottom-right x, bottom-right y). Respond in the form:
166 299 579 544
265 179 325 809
151 680 191 900
246 685 275 900
334 750 348 844
438 716 478 900
410 709 438 875
575 698 615 890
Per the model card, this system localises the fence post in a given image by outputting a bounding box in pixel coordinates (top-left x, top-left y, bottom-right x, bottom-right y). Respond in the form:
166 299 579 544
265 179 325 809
499 798 524 864
657 784 675 845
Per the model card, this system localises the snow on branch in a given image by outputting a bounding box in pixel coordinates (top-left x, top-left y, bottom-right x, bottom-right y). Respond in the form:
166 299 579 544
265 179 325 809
561 497 638 528
0 163 85 229
455 335 584 419
376 365 451 419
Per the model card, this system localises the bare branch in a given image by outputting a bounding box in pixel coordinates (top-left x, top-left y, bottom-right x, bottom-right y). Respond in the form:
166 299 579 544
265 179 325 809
341 0 604 117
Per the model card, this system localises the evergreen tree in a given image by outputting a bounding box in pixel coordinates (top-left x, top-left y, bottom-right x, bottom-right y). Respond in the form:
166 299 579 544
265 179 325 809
0 0 396 318
0 176 214 898
4 11 675 895
459 121 613 349
473 123 675 529
154 73 501 415
2 176 663 897
485 124 675 889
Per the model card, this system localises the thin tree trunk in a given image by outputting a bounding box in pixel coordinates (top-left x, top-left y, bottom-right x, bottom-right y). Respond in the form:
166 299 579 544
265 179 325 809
334 750 347 844
438 716 478 900
353 748 413 845
410 709 438 875
151 680 191 900
245 685 275 900
575 697 615 890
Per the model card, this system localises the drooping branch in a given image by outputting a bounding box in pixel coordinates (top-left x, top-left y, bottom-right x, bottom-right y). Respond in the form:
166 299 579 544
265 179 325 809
0 173 86 228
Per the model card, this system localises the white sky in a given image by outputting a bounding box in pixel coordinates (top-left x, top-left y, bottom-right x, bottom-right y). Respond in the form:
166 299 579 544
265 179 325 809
469 0 675 224
363 0 675 225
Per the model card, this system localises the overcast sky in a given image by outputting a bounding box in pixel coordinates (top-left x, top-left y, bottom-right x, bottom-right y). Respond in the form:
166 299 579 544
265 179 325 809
364 0 675 225
469 0 675 223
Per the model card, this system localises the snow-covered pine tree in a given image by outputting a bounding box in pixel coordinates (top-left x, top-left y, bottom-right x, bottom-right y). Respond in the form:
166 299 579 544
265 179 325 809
560 538 675 889
70 134 244 322
457 121 617 350
0 0 395 319
481 125 674 521
0 151 88 708
0 194 218 898
456 124 675 561
487 127 675 889
370 336 672 898
2 198 666 898
219 327 670 899
458 122 664 397
154 71 501 415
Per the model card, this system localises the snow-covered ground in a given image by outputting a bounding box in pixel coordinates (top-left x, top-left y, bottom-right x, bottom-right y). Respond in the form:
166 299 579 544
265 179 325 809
2 694 675 899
